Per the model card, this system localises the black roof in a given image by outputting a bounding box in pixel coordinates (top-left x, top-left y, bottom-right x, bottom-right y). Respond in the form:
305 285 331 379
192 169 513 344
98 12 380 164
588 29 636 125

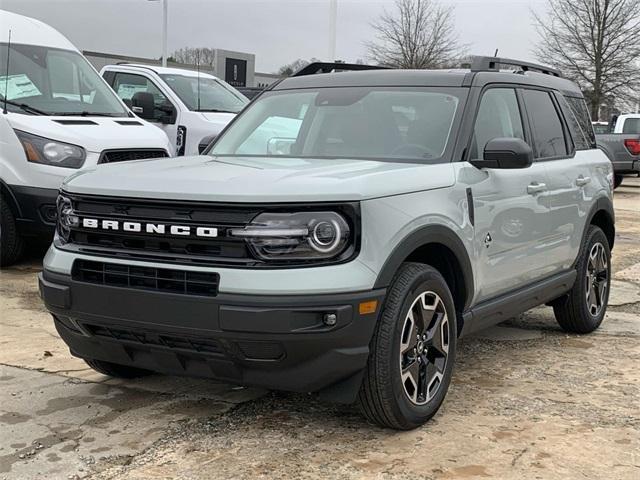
273 59 583 97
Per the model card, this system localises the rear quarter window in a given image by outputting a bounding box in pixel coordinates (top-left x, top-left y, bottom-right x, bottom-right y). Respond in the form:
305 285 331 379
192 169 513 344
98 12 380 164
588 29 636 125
622 118 640 134
563 96 596 148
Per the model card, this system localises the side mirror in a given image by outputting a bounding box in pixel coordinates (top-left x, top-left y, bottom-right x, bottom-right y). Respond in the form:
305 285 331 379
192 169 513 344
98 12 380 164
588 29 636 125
198 134 218 154
471 137 533 169
131 92 155 120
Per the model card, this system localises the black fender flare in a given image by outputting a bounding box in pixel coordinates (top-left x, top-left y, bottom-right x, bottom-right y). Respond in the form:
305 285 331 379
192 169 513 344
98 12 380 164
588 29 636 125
0 179 22 218
373 224 475 311
581 195 615 252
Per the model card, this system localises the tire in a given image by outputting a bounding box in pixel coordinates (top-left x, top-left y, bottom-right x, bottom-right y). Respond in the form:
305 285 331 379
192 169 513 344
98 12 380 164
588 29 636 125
0 196 24 267
84 359 153 379
357 263 457 430
613 174 623 189
553 225 611 333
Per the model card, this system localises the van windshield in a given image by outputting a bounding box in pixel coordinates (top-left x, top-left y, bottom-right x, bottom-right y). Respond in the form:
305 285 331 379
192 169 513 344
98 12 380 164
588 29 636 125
160 74 248 113
0 43 128 117
209 87 464 162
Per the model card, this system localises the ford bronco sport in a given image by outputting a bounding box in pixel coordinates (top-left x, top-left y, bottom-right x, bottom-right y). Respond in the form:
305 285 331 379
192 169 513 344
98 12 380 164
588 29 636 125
39 58 615 430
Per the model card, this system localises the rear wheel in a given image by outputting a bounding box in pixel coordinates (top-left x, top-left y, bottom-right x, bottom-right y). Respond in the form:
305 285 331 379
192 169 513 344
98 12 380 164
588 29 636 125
84 359 153 379
0 197 24 267
357 263 456 430
553 225 611 333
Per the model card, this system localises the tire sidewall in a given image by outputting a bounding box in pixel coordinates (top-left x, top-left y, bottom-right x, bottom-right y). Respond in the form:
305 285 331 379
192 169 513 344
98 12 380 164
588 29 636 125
575 227 611 329
386 268 457 426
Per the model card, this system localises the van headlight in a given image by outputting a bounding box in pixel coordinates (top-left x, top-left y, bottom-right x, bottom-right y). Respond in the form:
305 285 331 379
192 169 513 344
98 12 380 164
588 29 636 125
55 195 78 243
15 130 86 168
230 211 352 261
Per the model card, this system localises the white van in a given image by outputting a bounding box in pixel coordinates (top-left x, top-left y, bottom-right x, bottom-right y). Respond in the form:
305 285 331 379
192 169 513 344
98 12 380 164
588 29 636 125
101 64 249 156
0 11 172 265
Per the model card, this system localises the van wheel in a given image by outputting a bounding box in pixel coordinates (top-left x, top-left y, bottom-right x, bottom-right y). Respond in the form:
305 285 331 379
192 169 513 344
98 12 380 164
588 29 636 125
613 174 623 189
84 359 153 379
0 197 24 267
357 263 456 430
553 226 611 333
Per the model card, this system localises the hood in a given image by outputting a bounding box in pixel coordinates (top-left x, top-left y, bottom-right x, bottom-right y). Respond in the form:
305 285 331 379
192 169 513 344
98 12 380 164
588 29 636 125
63 155 455 202
199 112 236 130
7 115 171 153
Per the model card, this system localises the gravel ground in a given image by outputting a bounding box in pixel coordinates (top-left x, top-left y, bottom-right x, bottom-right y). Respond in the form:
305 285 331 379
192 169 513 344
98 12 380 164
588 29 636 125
1 178 638 479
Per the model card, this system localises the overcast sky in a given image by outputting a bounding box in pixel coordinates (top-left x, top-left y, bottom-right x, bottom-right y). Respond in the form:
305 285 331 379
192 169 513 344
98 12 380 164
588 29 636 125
0 0 548 73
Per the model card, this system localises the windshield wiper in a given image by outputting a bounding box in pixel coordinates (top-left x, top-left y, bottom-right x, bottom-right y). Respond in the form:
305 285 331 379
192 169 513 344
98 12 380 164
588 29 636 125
195 108 238 114
0 99 48 115
55 111 119 117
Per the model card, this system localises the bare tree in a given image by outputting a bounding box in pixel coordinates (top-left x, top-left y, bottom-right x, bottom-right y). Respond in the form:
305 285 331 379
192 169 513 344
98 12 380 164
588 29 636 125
367 0 464 69
533 0 640 120
171 47 216 70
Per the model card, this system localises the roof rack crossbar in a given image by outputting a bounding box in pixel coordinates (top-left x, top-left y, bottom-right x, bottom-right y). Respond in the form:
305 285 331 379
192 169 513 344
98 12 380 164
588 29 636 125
470 56 561 77
292 62 389 77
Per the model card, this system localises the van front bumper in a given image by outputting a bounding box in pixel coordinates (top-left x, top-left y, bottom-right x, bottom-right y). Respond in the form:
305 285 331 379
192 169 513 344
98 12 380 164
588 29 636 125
39 269 385 403
7 185 58 240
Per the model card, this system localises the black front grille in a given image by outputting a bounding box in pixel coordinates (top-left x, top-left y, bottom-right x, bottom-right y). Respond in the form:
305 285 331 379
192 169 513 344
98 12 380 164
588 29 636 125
83 323 224 356
66 195 260 265
73 260 219 296
99 149 169 163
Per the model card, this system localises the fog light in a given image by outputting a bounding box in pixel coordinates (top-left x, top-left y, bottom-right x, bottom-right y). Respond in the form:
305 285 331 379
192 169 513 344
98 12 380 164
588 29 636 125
323 313 337 326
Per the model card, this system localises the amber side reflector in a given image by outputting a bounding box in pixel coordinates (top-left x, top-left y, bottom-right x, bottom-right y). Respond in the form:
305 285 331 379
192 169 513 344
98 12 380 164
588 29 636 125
359 300 378 315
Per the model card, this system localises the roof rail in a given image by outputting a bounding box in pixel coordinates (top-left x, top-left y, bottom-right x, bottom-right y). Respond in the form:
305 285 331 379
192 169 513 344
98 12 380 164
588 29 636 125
292 62 389 77
470 56 561 77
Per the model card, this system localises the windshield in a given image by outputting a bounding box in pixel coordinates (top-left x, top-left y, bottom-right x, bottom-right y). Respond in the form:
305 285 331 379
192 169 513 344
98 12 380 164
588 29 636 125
0 43 128 116
160 73 248 113
209 87 464 161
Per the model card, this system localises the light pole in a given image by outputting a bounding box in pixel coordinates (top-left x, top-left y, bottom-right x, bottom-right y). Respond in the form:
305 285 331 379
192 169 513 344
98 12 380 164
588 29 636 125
148 0 168 67
328 0 337 61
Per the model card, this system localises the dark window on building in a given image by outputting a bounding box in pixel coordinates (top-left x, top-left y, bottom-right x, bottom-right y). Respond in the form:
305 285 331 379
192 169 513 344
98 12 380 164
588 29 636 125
523 90 568 159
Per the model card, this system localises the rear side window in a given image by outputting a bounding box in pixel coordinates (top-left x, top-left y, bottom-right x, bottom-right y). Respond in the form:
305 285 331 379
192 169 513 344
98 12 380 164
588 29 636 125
471 88 525 160
622 118 640 134
522 90 568 159
563 96 596 147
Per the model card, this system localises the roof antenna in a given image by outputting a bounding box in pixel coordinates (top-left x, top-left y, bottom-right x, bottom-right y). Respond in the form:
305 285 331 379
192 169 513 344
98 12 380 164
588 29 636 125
494 49 499 57
196 50 201 111
3 30 12 115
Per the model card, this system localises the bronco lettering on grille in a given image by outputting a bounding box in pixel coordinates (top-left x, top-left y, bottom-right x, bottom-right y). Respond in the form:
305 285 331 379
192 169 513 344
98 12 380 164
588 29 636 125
81 218 218 238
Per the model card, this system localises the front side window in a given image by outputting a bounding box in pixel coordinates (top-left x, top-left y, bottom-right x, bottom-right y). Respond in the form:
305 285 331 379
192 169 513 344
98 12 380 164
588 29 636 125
523 89 569 159
210 87 464 162
0 43 127 116
160 74 247 113
112 72 171 115
471 88 525 160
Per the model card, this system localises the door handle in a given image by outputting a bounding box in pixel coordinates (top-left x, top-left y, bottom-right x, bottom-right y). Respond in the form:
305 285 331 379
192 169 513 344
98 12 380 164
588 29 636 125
527 182 547 195
575 176 591 187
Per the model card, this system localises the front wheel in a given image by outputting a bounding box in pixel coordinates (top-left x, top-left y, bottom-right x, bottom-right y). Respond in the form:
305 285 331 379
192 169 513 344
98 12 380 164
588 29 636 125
0 197 24 267
553 225 611 333
613 174 623 189
357 263 457 430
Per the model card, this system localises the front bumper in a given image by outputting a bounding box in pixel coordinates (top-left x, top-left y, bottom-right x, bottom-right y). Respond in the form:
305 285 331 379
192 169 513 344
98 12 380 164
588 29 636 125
39 269 385 403
7 185 58 240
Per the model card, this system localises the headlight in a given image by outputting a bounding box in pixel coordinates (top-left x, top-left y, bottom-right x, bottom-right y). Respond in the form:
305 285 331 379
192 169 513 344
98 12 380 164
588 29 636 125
55 195 78 243
230 211 352 261
15 130 86 168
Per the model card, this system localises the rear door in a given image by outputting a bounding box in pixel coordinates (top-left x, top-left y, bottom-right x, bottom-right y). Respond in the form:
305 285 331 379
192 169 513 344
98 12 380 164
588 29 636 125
466 87 552 302
523 89 594 272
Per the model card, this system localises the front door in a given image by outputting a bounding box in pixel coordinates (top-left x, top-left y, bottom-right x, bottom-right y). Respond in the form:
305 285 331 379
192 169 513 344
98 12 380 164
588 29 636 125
463 87 552 302
110 71 179 153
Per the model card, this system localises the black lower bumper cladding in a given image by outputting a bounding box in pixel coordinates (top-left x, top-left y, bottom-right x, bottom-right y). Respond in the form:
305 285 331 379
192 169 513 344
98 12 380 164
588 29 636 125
39 268 385 403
